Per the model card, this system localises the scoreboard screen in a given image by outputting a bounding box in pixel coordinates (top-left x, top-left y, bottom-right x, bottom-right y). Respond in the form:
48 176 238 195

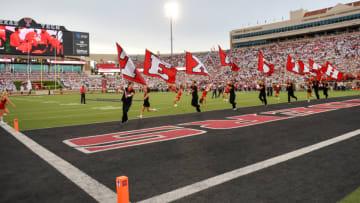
0 18 89 56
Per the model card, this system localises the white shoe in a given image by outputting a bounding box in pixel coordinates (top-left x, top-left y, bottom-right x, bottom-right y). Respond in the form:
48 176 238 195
153 109 157 112
0 121 5 125
3 113 7 116
174 104 178 107
233 108 237 111
307 100 310 103
138 115 143 119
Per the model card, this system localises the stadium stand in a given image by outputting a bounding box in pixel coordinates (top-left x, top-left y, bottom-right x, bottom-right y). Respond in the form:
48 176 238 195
0 32 359 91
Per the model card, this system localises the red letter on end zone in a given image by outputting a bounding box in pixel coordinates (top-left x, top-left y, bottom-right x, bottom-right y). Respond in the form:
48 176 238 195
180 114 288 129
310 102 360 109
263 107 334 117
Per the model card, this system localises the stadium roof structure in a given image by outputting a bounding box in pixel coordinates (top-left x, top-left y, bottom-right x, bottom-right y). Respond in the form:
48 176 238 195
230 1 360 48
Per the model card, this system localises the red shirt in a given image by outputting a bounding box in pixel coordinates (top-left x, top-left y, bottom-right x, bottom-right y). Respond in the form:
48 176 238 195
169 85 177 92
50 37 61 48
0 98 7 109
40 31 51 45
10 31 23 47
177 90 182 98
80 87 85 93
202 91 208 99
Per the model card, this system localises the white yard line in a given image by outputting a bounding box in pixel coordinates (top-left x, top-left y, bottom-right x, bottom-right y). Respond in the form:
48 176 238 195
1 124 117 203
139 129 360 203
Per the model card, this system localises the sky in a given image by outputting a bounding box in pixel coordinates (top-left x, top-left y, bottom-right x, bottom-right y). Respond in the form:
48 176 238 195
2 0 356 55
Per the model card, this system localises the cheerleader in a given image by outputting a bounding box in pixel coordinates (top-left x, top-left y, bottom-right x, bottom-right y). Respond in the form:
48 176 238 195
139 87 157 119
228 81 237 110
273 83 280 101
169 84 183 107
223 83 229 102
0 91 16 125
200 84 212 108
306 81 313 103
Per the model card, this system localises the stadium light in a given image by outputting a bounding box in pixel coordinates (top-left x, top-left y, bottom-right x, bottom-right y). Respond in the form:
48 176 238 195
165 2 179 61
165 2 179 19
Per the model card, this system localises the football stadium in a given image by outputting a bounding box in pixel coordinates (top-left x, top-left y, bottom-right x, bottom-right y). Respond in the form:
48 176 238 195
1 1 360 203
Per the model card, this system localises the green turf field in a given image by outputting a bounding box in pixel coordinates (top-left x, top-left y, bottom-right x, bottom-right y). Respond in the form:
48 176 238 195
339 187 360 203
4 90 359 130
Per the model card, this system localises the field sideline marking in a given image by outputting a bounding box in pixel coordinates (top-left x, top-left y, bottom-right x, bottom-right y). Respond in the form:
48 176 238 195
1 124 117 202
138 129 360 203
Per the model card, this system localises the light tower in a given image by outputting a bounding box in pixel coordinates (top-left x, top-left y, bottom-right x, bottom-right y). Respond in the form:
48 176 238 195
165 2 179 61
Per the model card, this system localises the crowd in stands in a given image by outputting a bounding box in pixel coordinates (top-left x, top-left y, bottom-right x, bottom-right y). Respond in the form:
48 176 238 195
0 79 16 92
0 32 359 91
152 32 360 91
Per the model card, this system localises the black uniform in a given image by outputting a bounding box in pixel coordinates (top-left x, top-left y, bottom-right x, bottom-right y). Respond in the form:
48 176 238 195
191 85 201 112
287 83 298 103
307 84 312 93
212 85 217 99
259 84 267 105
143 93 150 107
122 87 135 123
323 82 329 99
313 81 320 99
217 86 223 97
229 84 237 109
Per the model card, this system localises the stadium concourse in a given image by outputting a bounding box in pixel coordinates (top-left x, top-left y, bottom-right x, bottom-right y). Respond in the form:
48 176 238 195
1 95 359 202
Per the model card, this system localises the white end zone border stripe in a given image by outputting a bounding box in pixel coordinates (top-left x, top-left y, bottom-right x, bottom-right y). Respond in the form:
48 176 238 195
1 124 117 202
138 129 360 203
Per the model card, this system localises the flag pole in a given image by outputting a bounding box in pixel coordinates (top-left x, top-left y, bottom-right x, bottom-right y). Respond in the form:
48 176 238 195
41 59 43 89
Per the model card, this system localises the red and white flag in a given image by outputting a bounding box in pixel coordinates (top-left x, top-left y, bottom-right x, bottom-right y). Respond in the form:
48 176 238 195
309 59 323 74
258 52 274 76
300 60 310 75
322 61 343 81
286 55 309 75
116 43 147 85
218 46 239 71
144 49 178 84
185 52 211 78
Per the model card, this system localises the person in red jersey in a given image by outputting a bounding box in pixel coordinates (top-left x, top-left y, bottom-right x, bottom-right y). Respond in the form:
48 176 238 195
40 29 51 47
139 87 157 119
199 84 212 108
49 35 63 55
25 29 46 53
10 27 24 53
168 83 183 107
80 85 86 104
223 83 229 102
0 91 16 125
273 83 280 101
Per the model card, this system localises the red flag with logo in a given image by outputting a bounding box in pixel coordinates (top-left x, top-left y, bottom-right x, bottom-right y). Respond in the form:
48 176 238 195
185 52 211 78
143 49 177 84
309 59 323 74
322 61 343 81
286 55 305 75
218 46 239 71
116 43 147 85
258 52 274 76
